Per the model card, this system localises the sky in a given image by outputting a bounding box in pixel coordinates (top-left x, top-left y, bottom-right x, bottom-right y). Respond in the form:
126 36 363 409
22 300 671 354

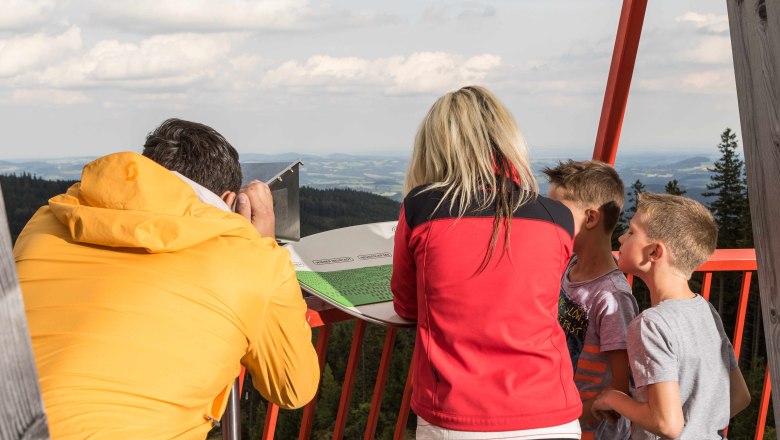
0 0 741 160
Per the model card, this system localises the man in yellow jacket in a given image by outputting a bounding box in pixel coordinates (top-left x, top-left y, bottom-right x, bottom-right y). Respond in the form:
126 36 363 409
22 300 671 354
14 119 320 439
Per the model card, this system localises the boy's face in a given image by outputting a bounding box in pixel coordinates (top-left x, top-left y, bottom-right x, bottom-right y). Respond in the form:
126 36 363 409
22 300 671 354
547 185 585 238
617 214 653 274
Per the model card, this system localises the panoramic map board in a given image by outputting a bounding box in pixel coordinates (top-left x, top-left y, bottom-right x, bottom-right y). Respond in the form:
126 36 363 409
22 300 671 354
286 221 413 327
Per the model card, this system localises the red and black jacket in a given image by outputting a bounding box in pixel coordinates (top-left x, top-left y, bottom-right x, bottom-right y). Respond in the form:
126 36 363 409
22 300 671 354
391 184 581 431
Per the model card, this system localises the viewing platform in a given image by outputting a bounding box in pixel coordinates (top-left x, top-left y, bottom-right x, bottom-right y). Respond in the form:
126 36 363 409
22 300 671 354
221 248 772 439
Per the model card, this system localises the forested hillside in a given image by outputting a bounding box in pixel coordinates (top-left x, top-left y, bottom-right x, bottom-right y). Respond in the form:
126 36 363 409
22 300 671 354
0 174 75 243
0 175 401 243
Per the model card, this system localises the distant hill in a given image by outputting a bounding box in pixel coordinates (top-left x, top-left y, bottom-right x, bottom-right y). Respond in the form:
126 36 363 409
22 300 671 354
0 173 399 243
300 187 399 237
0 152 721 204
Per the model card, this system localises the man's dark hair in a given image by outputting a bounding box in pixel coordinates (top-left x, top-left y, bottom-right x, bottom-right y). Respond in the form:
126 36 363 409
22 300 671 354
142 118 242 195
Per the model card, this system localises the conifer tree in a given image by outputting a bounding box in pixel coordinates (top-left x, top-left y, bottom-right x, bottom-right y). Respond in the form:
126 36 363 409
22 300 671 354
703 128 750 248
625 179 645 219
664 179 686 196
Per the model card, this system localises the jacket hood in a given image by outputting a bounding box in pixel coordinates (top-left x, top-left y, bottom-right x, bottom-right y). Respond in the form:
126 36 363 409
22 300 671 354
49 152 257 252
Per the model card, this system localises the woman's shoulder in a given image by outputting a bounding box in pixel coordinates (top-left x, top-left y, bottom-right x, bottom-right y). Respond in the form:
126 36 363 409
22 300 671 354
515 195 574 238
401 184 445 228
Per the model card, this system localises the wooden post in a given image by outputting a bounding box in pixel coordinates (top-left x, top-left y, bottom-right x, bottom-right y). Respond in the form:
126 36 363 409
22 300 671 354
726 0 780 426
0 187 50 439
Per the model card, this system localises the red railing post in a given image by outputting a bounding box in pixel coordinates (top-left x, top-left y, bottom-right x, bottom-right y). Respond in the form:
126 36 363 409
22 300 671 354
732 271 753 359
262 403 279 440
592 0 649 165
701 272 713 301
755 366 772 440
363 328 398 440
299 324 332 440
394 349 417 440
333 320 367 440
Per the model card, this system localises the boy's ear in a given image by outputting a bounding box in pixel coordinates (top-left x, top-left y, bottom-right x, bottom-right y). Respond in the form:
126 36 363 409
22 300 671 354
647 242 666 262
583 208 601 230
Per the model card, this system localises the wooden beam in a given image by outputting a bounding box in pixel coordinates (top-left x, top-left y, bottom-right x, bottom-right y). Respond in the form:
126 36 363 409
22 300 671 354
725 0 780 426
0 187 50 439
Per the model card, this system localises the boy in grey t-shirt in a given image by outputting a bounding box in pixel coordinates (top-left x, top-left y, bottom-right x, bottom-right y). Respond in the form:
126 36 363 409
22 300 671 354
546 160 638 440
592 193 750 439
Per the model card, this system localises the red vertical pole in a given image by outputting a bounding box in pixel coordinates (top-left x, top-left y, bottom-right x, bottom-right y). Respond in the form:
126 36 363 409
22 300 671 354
262 403 279 440
333 320 367 440
394 350 417 440
364 328 398 440
755 366 772 440
732 271 753 359
701 272 713 301
593 0 649 165
299 324 332 440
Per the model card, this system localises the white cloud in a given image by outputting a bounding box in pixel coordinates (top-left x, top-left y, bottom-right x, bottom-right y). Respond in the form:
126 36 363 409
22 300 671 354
0 26 82 77
27 33 234 89
262 52 502 95
681 68 734 91
11 88 90 105
676 12 729 34
91 0 394 33
680 35 732 64
0 0 54 30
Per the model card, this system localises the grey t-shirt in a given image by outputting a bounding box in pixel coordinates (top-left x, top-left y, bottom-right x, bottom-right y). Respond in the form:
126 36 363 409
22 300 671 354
628 295 738 440
561 257 638 440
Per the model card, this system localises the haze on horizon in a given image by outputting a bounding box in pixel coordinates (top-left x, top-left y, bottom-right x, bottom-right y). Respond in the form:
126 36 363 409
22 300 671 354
0 0 740 160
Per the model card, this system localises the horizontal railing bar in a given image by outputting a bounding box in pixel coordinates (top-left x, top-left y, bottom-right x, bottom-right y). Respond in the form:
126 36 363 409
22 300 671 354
611 249 757 272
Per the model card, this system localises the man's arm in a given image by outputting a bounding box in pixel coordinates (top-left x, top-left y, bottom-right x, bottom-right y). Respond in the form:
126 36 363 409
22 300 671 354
593 382 684 439
237 180 319 408
241 268 320 409
730 367 751 417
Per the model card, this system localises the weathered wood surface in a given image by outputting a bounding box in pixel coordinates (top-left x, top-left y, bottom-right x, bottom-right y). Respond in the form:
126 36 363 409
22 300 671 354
726 0 780 429
0 188 49 440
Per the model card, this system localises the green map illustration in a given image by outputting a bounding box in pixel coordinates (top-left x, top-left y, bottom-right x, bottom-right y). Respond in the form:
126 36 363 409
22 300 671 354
296 264 393 307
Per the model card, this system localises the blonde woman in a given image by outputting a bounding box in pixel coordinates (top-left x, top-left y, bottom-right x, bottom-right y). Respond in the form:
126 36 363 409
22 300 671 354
391 86 582 439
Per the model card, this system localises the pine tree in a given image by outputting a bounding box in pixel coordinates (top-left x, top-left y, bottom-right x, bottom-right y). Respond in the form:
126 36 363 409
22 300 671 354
664 180 686 196
625 179 646 219
702 128 750 248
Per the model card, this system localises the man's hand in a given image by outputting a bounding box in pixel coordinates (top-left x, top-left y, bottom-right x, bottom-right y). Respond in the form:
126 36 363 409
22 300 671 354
237 180 275 239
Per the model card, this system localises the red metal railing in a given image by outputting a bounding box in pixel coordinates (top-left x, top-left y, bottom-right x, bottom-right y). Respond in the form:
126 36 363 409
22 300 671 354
243 248 770 439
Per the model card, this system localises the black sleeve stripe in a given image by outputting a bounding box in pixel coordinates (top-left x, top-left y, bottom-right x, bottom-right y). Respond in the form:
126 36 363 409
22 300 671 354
537 197 575 239
403 187 574 238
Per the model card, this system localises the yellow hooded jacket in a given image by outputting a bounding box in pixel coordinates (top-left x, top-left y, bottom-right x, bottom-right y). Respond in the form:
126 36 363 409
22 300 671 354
14 152 319 439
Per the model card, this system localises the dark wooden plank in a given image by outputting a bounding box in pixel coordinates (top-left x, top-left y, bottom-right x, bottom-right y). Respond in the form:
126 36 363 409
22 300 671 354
0 187 50 439
726 0 780 427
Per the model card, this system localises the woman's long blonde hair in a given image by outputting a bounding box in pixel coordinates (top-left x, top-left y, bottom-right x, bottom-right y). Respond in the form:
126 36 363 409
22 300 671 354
405 85 538 269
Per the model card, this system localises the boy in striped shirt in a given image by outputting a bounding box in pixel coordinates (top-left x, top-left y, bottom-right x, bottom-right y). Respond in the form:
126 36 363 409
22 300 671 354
545 160 639 440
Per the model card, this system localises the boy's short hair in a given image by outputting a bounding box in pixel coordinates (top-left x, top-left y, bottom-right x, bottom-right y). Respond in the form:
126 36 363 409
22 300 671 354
542 159 624 232
636 192 718 279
